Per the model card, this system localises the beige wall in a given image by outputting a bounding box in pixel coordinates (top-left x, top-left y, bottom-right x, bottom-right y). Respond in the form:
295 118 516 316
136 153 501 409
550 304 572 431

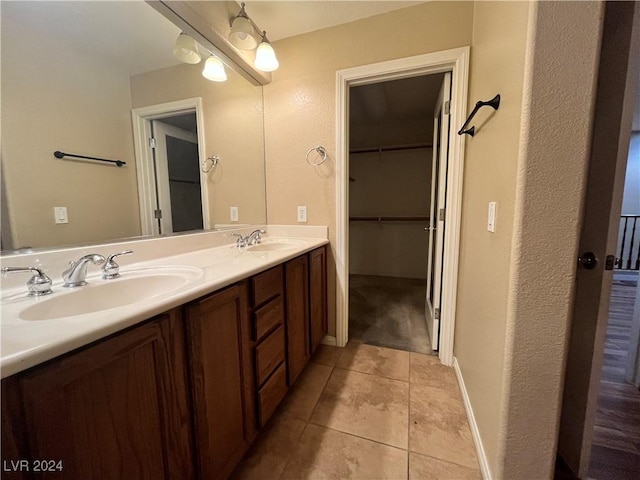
1 11 140 249
130 63 266 226
265 1 474 336
453 1 530 474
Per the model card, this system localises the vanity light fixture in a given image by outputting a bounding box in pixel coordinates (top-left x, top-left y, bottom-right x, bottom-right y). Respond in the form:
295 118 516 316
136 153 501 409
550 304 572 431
173 32 201 64
254 31 279 72
202 55 228 82
229 2 279 72
229 2 257 50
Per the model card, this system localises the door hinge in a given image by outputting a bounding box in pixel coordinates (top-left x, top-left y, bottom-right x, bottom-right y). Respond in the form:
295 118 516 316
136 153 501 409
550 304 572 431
444 101 450 115
434 308 441 320
149 137 157 149
439 208 446 222
154 209 163 219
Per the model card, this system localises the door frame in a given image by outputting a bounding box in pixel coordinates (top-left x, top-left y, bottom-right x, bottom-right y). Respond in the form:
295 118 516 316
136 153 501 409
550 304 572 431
335 47 470 366
132 98 209 236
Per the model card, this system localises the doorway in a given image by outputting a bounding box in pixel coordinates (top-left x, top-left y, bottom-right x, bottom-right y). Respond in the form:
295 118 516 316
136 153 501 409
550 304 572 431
336 48 470 366
131 98 209 236
347 72 450 354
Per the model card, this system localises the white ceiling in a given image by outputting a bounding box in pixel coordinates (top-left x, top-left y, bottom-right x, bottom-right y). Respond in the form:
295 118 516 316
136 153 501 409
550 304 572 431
241 1 425 41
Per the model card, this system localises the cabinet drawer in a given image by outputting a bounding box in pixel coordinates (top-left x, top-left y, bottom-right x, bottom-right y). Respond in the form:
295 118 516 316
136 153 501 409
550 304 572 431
253 296 284 342
257 363 287 427
255 325 285 386
251 266 283 307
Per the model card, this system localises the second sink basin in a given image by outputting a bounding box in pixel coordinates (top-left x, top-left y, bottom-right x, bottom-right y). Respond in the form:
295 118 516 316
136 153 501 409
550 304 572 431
247 240 304 252
19 267 202 321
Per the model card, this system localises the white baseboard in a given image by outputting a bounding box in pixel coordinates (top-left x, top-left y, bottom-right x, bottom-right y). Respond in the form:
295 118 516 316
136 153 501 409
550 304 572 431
453 356 492 480
321 335 337 346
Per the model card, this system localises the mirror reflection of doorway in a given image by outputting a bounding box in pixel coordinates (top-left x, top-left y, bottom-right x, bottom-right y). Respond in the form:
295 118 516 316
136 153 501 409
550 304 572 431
131 98 209 237
151 116 203 234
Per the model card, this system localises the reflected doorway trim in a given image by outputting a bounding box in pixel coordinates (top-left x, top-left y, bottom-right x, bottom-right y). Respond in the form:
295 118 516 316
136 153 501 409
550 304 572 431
335 47 469 366
131 98 209 235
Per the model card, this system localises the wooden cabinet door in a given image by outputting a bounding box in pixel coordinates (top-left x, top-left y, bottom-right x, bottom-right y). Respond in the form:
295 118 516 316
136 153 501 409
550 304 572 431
16 310 194 480
185 283 256 480
285 255 310 385
309 246 328 354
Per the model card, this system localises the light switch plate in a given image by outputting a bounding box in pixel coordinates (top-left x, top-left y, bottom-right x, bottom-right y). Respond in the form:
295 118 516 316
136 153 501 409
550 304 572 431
230 206 239 222
54 206 68 224
297 205 308 223
487 202 497 233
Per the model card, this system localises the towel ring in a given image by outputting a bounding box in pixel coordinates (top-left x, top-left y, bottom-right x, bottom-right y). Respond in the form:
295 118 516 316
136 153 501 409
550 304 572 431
201 155 219 173
306 146 328 166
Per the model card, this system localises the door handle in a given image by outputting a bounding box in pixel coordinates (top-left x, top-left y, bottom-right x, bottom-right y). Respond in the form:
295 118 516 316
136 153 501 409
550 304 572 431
577 252 598 270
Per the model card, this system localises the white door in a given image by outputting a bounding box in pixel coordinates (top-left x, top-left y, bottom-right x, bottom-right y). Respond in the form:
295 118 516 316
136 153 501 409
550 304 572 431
152 120 200 234
425 73 451 351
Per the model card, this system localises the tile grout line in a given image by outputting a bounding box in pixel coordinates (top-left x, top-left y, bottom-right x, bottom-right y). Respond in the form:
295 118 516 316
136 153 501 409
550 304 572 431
277 421 310 480
305 420 409 452
332 364 410 384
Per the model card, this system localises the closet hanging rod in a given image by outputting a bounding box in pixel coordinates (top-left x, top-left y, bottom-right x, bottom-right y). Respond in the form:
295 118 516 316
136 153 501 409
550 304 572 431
349 143 432 154
349 216 430 222
54 150 126 167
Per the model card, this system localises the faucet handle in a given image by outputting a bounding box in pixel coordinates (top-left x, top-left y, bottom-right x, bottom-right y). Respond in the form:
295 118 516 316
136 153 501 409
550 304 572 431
232 233 248 248
102 250 133 280
2 266 53 296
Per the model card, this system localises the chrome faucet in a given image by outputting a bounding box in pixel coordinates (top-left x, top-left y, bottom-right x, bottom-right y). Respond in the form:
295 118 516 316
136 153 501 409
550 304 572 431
102 250 133 280
246 229 266 245
1 266 53 296
232 233 249 248
62 254 106 287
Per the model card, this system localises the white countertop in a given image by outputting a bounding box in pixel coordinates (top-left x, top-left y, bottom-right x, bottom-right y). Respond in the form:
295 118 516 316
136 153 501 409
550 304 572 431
1 234 328 378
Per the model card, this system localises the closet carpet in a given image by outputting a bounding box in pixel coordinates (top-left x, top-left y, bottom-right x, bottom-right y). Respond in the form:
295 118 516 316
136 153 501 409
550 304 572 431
349 274 433 355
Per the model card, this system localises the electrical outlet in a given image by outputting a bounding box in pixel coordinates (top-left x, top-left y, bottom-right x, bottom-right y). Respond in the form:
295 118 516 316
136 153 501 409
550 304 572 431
54 206 68 224
230 206 239 222
297 205 308 223
487 202 497 233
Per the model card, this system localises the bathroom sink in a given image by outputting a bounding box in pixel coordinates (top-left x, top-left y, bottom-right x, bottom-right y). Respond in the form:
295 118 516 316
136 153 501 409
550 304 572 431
247 240 304 252
19 268 201 321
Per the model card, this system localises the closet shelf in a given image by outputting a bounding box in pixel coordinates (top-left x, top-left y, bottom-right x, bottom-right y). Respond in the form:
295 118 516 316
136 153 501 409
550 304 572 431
349 216 429 222
349 143 432 154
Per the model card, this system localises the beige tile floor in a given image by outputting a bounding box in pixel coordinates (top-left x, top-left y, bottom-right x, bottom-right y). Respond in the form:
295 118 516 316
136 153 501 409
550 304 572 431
232 342 481 480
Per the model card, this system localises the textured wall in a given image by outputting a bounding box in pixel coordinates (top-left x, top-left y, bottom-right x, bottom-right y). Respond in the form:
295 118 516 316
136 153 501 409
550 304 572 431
499 2 603 478
264 1 474 335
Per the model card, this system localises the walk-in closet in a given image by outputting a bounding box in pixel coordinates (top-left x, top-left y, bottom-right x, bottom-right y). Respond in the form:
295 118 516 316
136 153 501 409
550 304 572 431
348 73 447 354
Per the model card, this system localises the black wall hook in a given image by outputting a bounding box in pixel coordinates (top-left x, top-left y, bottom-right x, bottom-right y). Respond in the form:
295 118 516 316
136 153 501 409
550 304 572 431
457 94 501 137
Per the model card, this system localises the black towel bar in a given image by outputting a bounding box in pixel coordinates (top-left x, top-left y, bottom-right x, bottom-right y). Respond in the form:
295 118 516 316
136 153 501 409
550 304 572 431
54 150 126 167
457 94 501 137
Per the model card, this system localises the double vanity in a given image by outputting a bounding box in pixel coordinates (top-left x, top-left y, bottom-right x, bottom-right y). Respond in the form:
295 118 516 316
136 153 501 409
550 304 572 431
0 226 329 479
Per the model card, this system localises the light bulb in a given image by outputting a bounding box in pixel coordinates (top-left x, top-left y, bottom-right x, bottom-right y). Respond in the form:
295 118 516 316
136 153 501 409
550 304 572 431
254 36 279 72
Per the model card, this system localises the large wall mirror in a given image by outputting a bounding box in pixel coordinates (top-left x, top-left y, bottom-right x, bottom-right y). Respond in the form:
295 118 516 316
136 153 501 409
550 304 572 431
0 0 266 253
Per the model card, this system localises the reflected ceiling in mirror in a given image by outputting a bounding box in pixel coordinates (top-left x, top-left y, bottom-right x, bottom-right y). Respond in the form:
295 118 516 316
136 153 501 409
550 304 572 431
0 0 266 253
